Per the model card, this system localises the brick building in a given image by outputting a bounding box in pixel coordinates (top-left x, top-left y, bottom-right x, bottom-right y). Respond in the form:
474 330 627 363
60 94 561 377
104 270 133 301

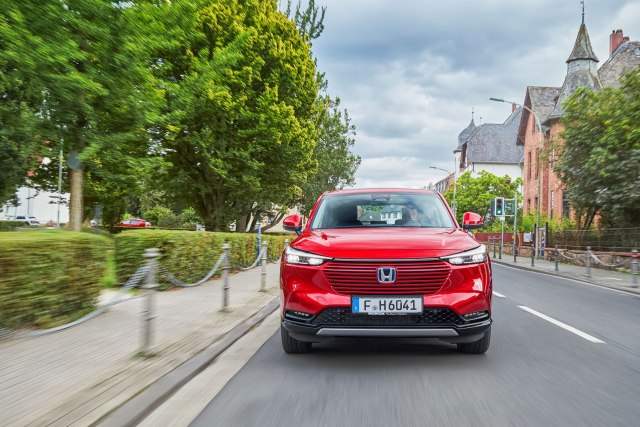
518 24 639 221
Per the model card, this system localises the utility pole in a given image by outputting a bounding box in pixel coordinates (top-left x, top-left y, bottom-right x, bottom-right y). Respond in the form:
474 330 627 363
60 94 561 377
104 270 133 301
57 141 63 228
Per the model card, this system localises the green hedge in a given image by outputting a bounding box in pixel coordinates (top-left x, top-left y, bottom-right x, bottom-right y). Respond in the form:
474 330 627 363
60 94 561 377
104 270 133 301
0 230 112 329
113 230 289 285
0 221 25 232
0 229 290 330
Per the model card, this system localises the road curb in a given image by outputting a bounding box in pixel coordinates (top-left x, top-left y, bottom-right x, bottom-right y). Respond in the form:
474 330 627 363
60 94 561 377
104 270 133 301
492 260 640 296
96 297 280 427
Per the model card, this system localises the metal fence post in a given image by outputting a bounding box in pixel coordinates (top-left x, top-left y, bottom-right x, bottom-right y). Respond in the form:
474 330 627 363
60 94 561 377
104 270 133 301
632 249 638 287
531 224 536 267
222 243 230 309
554 245 559 272
586 246 591 278
260 240 268 292
140 248 159 357
492 237 497 259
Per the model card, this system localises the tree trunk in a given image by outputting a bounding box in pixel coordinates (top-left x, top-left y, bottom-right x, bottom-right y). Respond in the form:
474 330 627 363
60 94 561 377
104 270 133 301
261 212 286 232
236 214 248 233
69 167 83 231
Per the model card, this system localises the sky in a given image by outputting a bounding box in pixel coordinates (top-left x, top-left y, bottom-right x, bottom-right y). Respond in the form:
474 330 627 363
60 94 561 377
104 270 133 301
306 0 640 189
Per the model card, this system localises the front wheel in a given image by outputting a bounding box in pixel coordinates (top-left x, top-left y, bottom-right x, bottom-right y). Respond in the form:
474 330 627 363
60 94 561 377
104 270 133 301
281 324 311 354
457 326 491 354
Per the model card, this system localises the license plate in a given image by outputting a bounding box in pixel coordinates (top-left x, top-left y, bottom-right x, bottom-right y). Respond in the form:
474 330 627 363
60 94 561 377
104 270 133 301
351 296 422 314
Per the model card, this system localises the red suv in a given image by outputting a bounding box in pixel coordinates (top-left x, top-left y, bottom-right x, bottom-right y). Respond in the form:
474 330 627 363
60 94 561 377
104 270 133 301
280 189 491 354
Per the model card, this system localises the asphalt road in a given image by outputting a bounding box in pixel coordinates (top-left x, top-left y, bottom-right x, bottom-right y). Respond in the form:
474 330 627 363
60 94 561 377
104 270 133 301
190 264 640 427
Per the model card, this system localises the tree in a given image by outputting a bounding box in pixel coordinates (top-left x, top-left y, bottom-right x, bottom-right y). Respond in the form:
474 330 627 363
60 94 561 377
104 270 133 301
285 0 326 44
0 5 47 205
1 2 161 230
558 69 640 229
443 171 521 224
148 0 321 231
297 95 360 216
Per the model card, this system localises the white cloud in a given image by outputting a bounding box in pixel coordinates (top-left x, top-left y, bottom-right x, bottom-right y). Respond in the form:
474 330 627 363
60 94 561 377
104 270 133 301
310 0 640 189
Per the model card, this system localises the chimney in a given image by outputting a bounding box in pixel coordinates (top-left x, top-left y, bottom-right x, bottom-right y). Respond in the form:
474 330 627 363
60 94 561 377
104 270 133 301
610 29 624 57
511 103 516 113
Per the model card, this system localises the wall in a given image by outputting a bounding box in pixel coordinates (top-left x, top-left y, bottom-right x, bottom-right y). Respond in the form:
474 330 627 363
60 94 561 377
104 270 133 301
1 186 69 225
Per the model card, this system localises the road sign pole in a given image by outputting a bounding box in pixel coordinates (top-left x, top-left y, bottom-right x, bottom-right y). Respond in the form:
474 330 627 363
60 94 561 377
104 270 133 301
499 216 505 260
513 193 517 263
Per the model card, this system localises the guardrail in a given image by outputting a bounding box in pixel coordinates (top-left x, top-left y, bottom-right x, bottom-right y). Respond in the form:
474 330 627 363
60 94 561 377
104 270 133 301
551 246 638 288
485 237 638 287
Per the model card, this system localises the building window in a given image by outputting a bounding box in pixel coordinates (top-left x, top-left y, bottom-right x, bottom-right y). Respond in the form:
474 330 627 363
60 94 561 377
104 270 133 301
534 150 538 178
527 151 532 180
534 197 538 214
527 198 531 214
550 191 554 220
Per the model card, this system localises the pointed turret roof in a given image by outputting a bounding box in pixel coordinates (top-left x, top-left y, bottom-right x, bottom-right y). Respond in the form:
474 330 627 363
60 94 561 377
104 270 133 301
455 118 476 152
567 24 599 63
546 23 602 123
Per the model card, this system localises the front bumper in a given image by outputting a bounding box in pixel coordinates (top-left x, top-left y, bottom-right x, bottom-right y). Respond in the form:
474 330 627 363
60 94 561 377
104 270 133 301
282 308 491 344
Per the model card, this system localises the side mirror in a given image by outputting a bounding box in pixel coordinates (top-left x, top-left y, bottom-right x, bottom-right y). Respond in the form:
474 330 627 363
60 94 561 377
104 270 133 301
283 214 303 235
462 212 484 230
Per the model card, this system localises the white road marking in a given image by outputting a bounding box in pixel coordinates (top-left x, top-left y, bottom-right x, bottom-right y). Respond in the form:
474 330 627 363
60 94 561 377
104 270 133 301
492 291 506 298
518 306 605 343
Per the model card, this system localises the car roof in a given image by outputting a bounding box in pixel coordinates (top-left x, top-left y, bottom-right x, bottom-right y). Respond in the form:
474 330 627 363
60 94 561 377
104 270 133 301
322 188 439 196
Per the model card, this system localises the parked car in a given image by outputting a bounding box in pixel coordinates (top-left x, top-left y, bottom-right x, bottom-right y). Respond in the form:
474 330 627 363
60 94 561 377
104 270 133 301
117 218 151 228
279 188 491 354
9 215 40 226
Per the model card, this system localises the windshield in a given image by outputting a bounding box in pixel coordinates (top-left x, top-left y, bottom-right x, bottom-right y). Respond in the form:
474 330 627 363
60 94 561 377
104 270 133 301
310 193 455 229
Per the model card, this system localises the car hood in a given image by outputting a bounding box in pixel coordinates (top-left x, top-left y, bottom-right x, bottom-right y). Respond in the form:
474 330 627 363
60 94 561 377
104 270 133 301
292 228 481 259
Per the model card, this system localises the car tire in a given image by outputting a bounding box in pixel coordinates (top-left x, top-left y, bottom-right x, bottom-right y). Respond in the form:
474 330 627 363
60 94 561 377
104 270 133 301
457 326 491 354
281 324 311 354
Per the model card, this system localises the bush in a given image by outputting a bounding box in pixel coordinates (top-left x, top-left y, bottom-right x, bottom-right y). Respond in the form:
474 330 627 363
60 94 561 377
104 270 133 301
113 230 289 286
0 221 24 232
0 230 112 330
157 212 182 229
180 207 202 226
141 206 173 226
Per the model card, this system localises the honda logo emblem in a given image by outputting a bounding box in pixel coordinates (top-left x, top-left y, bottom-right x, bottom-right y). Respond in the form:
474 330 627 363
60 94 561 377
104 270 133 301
377 267 397 283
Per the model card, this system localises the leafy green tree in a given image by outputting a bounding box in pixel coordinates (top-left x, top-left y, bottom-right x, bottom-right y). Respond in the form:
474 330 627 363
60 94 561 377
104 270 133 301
246 92 360 231
443 171 521 225
0 6 43 205
558 69 640 229
298 95 360 216
2 2 161 231
285 0 326 43
147 0 320 231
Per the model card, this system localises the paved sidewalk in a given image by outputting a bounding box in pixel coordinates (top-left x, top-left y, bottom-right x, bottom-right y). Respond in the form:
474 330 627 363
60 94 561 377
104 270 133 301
490 252 640 295
0 262 282 427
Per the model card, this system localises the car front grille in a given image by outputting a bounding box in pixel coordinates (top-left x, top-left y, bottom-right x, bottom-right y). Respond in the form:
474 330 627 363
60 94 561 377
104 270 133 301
309 307 464 327
323 260 451 295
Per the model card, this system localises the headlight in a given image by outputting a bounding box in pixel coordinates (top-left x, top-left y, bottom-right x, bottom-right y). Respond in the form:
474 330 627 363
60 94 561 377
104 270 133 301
442 245 487 265
285 246 333 266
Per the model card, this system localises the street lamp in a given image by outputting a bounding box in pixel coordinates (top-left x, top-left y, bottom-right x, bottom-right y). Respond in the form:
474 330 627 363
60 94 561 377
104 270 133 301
429 165 457 216
490 97 543 261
